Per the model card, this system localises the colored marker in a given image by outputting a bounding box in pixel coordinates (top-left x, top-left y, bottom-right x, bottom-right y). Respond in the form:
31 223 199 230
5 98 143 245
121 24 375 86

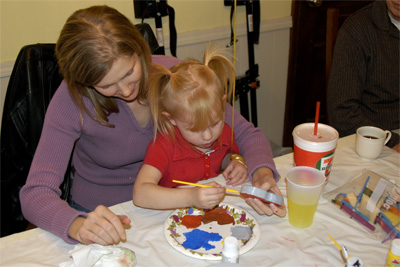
354 176 370 210
341 203 375 231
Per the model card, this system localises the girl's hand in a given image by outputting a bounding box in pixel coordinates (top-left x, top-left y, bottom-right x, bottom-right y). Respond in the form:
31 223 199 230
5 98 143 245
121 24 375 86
222 160 249 186
192 182 226 209
68 205 131 245
245 168 287 217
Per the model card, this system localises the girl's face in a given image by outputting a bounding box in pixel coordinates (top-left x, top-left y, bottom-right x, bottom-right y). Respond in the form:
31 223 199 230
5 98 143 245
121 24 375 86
170 114 225 152
93 53 143 102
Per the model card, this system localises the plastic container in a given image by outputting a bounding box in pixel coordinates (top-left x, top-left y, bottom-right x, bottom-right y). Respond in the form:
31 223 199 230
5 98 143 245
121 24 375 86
292 123 338 183
286 166 326 228
387 239 400 267
222 236 239 263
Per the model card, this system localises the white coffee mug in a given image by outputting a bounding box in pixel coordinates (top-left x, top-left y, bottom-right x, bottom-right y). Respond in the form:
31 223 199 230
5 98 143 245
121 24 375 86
356 126 392 159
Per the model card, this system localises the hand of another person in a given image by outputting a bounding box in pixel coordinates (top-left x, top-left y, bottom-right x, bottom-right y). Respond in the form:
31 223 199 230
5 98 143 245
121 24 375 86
68 205 131 245
223 160 250 186
245 167 287 217
392 143 400 153
192 182 226 209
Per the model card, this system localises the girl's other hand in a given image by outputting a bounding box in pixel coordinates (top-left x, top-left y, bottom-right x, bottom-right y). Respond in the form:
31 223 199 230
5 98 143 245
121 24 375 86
222 160 249 186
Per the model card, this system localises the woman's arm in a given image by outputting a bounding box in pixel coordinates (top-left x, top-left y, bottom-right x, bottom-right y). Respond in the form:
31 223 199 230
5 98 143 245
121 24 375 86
224 104 279 181
224 104 286 217
20 83 131 245
19 83 88 244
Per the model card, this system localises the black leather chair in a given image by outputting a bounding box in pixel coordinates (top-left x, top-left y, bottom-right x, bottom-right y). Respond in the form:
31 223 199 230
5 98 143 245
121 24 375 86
0 23 159 237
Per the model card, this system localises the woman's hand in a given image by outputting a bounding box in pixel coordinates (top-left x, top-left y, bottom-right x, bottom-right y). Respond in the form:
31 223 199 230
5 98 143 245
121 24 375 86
68 205 131 245
223 160 249 186
245 167 287 217
192 182 226 209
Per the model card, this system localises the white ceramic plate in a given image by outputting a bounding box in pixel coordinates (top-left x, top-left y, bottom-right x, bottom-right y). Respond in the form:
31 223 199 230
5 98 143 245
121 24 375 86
164 203 260 260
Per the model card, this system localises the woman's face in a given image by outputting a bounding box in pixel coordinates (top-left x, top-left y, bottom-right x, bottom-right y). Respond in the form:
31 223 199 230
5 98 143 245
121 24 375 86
387 0 400 21
93 53 143 102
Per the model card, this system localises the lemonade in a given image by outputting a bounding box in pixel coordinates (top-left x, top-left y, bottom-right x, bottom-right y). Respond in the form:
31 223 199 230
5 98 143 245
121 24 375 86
288 199 318 228
286 166 325 228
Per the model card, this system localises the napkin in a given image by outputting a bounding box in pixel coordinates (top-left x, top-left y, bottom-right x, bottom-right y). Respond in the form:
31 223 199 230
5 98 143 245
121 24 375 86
59 244 136 267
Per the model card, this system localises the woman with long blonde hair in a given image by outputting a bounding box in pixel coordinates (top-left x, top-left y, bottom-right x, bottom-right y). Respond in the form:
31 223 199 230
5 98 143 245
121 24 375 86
20 5 286 247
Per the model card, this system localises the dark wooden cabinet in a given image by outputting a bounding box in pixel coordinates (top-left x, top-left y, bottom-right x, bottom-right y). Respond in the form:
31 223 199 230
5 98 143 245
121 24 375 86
283 0 375 147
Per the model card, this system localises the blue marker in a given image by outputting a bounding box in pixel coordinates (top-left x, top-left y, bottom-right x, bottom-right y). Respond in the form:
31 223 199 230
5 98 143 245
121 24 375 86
354 176 370 210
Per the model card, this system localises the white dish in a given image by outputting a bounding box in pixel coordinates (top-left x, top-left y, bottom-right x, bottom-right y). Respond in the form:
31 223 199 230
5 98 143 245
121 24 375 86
164 203 260 260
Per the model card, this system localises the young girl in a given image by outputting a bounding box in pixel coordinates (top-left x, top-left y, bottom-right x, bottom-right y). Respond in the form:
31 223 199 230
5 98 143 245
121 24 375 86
133 46 249 209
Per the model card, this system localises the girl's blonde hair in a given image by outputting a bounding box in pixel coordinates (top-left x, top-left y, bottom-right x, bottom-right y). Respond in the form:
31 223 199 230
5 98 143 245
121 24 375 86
149 45 236 140
56 5 152 127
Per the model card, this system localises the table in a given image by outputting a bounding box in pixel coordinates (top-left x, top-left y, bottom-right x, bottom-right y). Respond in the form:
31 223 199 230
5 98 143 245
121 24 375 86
1 134 399 266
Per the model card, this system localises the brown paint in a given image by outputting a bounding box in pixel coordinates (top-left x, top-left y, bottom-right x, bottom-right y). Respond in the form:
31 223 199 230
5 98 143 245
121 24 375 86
181 215 204 229
202 207 235 225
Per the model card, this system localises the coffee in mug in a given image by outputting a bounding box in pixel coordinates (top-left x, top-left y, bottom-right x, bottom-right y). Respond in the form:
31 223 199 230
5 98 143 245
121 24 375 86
356 126 392 159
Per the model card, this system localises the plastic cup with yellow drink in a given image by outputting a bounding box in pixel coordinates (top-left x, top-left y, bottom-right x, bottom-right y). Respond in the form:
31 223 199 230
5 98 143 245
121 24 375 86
286 166 326 228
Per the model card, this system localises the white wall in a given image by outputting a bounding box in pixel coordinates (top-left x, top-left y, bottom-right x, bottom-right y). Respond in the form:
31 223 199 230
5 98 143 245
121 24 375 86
0 17 291 146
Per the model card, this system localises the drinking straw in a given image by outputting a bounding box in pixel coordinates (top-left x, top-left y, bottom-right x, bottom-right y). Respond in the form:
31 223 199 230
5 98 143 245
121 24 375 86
172 180 239 193
314 101 321 135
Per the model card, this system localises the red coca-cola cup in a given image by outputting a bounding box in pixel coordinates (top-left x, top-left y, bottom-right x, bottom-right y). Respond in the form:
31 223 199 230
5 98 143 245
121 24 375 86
292 123 339 183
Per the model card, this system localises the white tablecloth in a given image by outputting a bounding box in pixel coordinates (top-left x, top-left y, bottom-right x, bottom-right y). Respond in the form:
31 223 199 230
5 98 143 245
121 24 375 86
1 134 399 266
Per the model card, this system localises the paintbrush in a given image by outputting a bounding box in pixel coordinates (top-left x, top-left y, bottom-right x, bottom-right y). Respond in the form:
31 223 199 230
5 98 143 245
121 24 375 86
172 180 239 193
328 234 351 258
172 180 284 206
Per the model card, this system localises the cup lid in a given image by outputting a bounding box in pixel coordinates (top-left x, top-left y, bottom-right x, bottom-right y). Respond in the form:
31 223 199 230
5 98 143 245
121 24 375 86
293 123 338 152
293 123 338 142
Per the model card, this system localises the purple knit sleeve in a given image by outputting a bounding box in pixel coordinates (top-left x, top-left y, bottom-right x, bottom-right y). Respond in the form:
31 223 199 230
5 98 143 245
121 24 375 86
19 81 87 244
224 104 279 181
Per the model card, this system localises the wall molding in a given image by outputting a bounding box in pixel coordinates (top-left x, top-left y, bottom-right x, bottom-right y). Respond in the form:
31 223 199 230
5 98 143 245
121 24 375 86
168 16 292 48
0 61 15 78
0 16 292 79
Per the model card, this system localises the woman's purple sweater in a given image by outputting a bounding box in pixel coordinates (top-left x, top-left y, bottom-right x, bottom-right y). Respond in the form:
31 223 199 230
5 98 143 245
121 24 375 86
20 55 278 244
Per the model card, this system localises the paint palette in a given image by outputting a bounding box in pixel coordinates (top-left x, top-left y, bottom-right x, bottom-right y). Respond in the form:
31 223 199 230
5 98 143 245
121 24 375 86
164 203 261 260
